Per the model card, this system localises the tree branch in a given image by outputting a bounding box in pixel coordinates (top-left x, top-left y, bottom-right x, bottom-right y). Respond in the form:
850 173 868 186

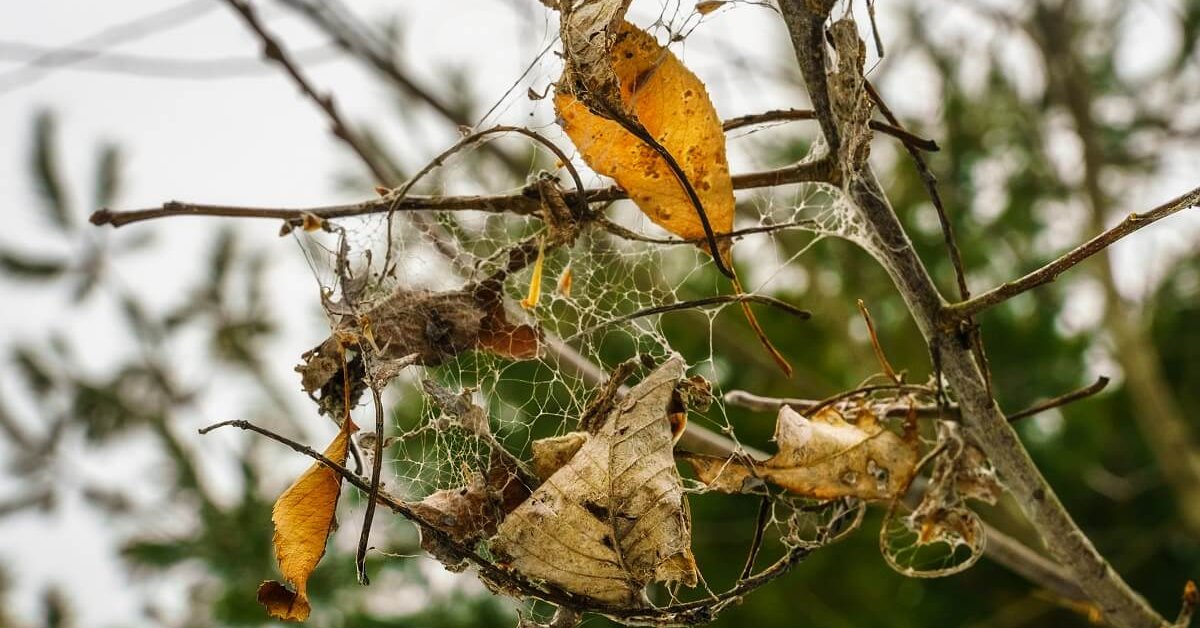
723 107 940 152
946 185 1200 321
775 4 1170 626
222 0 397 185
90 157 833 228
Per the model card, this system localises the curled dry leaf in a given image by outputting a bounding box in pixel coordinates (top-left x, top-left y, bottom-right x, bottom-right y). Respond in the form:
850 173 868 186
257 418 357 622
558 0 632 117
491 357 698 606
880 422 1002 577
409 452 534 571
910 423 1001 547
297 287 541 416
683 404 919 501
556 20 734 263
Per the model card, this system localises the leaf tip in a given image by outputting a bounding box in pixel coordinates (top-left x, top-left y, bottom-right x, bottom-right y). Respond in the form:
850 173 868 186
257 580 310 622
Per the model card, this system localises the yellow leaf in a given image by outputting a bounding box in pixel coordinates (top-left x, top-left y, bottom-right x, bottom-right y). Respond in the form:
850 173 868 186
258 419 356 622
520 240 545 310
556 20 734 263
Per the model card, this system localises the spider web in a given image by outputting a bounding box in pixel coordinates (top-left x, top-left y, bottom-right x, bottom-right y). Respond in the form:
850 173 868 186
284 2 915 612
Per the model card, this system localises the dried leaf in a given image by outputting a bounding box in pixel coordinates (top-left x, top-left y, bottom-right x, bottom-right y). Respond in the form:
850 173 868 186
556 20 734 262
683 405 918 501
410 452 534 569
492 357 698 606
530 431 589 481
880 422 999 577
477 305 542 361
695 1 727 15
259 419 357 622
298 288 541 413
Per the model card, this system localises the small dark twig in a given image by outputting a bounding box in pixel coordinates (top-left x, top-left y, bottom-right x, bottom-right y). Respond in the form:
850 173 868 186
946 185 1200 320
1007 376 1110 423
857 299 900 384
723 108 939 152
355 386 386 585
862 81 967 301
740 495 773 581
567 294 810 341
608 111 734 278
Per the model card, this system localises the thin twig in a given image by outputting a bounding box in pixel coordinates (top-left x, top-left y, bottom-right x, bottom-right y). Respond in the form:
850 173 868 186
723 389 950 417
723 107 939 152
597 216 822 245
1006 376 1110 423
566 294 810 341
857 299 900 384
278 0 528 175
377 124 588 275
862 81 967 301
90 157 834 229
740 495 772 581
355 386 386 585
946 185 1200 321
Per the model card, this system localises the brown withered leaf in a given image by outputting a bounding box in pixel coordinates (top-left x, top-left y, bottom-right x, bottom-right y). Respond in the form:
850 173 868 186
258 418 357 622
555 20 735 263
410 452 534 570
298 287 541 417
530 431 589 481
683 404 918 501
491 357 698 607
909 423 1001 548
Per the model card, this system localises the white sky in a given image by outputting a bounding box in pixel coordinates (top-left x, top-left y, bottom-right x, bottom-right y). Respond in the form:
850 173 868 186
0 1 1195 626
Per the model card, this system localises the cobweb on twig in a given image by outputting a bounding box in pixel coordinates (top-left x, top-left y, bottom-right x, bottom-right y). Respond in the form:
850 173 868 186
281 5 923 620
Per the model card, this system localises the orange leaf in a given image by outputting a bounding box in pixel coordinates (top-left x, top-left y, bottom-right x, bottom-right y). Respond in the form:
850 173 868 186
556 20 734 263
519 240 545 310
259 419 356 622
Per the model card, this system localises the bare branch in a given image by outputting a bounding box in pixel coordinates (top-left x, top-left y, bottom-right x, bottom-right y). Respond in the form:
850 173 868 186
1007 376 1110 423
946 185 1200 321
723 107 940 152
722 389 948 417
90 157 833 229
